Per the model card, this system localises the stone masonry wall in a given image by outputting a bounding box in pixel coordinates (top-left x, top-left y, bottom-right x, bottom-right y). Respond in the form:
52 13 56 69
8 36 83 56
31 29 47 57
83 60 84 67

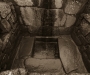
6 0 88 36
71 0 90 72
0 2 20 71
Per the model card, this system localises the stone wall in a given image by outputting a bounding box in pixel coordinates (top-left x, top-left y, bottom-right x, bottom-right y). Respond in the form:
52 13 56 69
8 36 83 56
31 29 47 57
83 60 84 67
71 0 90 72
5 0 87 36
0 2 20 71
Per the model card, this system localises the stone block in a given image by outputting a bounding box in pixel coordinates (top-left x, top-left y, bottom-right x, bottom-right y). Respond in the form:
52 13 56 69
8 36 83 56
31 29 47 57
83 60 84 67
58 35 87 73
0 19 11 33
14 0 36 6
58 27 72 35
25 58 64 73
0 2 11 18
64 0 87 14
80 19 90 36
49 0 63 9
65 15 76 27
20 7 37 26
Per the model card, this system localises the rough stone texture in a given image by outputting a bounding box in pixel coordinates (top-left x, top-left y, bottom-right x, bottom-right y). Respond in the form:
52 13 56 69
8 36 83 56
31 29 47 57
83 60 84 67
25 58 64 74
49 0 63 9
65 15 76 27
83 13 90 23
14 0 35 6
0 68 27 75
20 7 36 26
58 35 87 73
0 19 11 33
80 19 90 36
20 7 44 32
48 9 65 26
60 14 67 26
0 2 11 18
58 27 72 35
64 0 87 14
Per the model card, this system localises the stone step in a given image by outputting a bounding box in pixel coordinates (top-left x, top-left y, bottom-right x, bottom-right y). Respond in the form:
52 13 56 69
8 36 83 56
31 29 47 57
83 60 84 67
24 58 65 74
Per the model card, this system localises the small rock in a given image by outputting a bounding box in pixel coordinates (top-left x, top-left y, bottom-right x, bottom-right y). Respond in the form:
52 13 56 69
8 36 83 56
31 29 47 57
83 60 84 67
65 15 76 27
80 19 90 36
1 19 11 33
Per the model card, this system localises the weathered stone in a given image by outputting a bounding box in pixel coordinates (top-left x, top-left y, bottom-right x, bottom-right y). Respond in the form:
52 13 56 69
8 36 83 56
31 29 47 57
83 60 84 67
65 15 76 27
20 7 36 26
19 37 34 59
18 68 27 75
58 35 87 73
83 14 90 23
49 0 63 9
64 0 87 14
80 19 90 36
0 2 11 18
60 14 67 26
0 19 11 33
25 58 64 73
36 8 44 27
37 0 44 7
14 0 35 6
49 9 64 26
58 27 72 35
0 68 26 75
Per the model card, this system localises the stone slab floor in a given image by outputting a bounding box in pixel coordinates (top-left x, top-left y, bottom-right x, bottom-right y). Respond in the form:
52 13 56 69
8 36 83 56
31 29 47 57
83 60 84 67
11 35 87 75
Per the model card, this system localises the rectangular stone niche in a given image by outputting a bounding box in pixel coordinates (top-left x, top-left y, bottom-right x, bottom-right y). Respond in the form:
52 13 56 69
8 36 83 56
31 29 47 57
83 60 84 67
32 37 59 59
